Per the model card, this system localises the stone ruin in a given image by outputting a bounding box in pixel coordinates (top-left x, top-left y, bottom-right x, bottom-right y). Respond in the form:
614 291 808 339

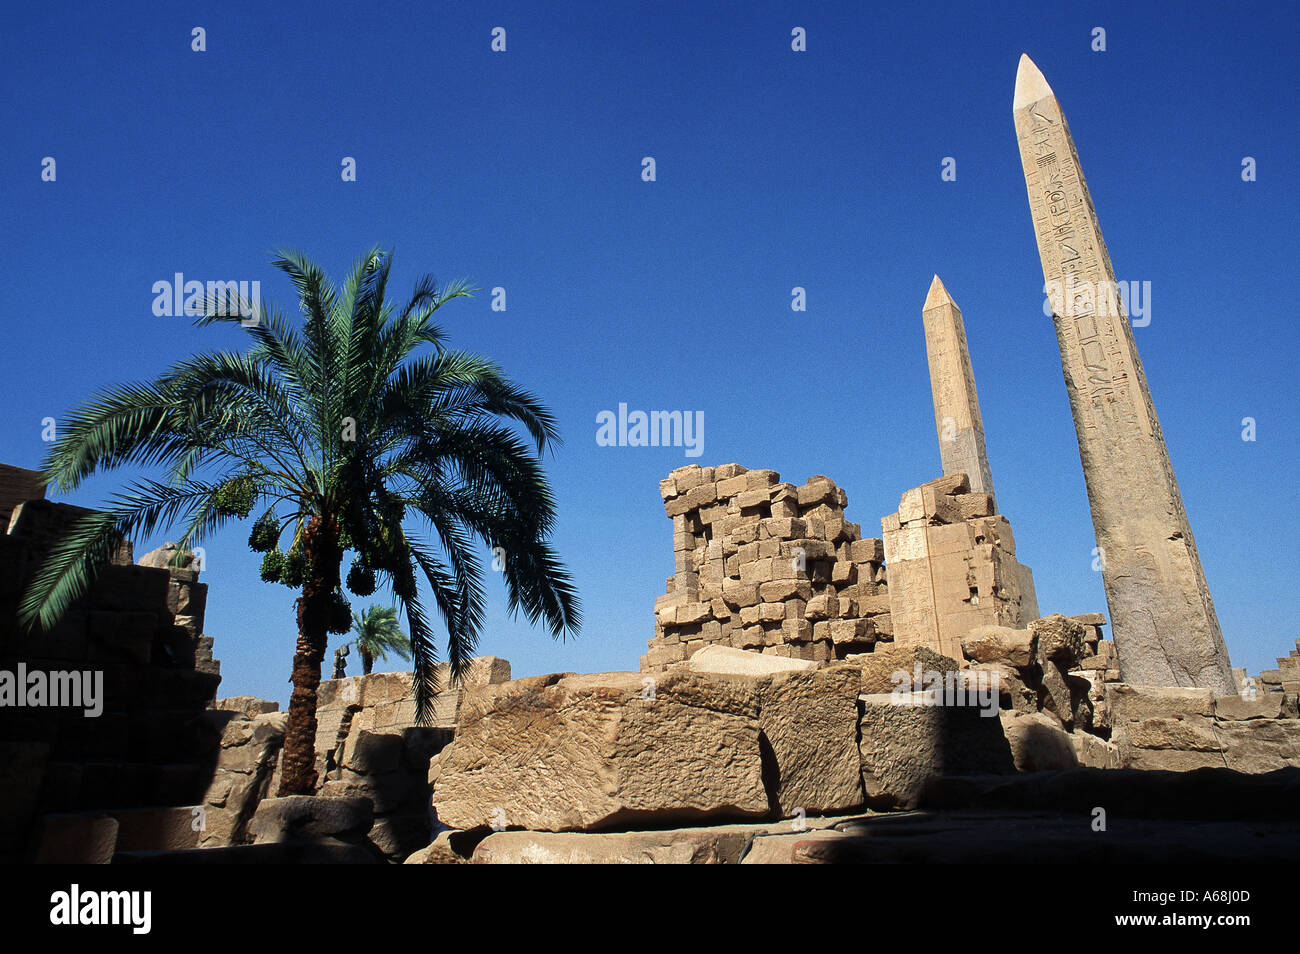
882 473 1038 661
642 464 1043 673
401 450 1300 861
5 246 1299 863
405 263 1300 861
0 461 509 863
643 465 889 670
0 472 223 863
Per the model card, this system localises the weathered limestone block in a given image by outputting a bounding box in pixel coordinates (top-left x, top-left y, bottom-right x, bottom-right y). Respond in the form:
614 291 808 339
739 828 858 864
1122 716 1221 752
199 710 286 847
858 692 1014 808
109 805 204 852
1106 684 1214 724
804 593 838 621
402 829 482 864
898 483 962 526
1032 614 1088 726
314 656 511 773
969 662 1037 713
956 493 995 520
1105 682 1234 771
1032 614 1085 668
855 593 892 617
1076 639 1117 671
845 644 960 695
687 644 815 677
998 711 1080 772
470 827 758 864
1217 720 1300 773
756 668 863 815
248 795 374 844
1073 732 1121 769
796 477 839 509
850 538 884 564
961 625 1035 668
137 541 199 570
1214 693 1288 721
1119 748 1226 772
433 672 769 832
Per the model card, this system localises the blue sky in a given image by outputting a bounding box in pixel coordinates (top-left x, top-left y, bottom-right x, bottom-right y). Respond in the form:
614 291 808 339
2 1 1296 704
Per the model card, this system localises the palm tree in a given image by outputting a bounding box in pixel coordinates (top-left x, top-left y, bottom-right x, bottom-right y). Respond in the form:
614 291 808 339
348 605 411 676
19 249 580 796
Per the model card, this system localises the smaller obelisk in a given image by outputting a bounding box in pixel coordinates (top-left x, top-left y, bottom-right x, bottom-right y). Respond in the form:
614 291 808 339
922 275 997 510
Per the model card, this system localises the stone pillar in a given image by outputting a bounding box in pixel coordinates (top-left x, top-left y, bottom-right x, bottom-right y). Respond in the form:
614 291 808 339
1012 54 1233 693
922 276 997 508
882 473 1037 661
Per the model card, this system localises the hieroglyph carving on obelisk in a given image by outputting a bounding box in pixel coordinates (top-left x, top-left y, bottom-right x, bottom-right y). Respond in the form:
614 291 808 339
1013 54 1233 692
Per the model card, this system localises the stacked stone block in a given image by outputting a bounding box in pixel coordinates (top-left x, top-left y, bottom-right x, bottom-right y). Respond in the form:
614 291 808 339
197 707 288 848
313 656 512 780
312 657 511 860
641 464 892 672
1256 639 1300 695
0 492 223 862
882 472 1039 661
956 612 1300 773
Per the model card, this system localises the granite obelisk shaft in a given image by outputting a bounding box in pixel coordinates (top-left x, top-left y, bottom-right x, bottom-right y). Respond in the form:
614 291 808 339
1012 54 1233 692
922 275 998 509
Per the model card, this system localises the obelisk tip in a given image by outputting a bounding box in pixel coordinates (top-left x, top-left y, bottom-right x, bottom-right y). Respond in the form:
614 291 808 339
924 274 956 310
1014 54 1053 110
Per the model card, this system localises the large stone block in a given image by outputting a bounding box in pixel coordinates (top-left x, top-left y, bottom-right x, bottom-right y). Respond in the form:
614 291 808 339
213 696 279 719
110 805 204 852
858 692 1014 808
403 829 483 864
845 644 960 695
1122 716 1221 753
756 668 863 815
1031 614 1085 668
471 827 757 864
248 795 374 844
999 711 1080 772
1214 693 1288 721
1217 720 1300 773
434 671 769 832
687 645 815 677
1107 684 1215 724
961 625 1035 668
368 811 433 862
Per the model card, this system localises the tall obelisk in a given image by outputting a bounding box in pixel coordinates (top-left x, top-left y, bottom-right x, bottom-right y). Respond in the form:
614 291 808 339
1012 54 1233 693
922 275 998 509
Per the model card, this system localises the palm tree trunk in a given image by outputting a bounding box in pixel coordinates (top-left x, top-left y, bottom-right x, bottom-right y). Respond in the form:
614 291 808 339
360 644 374 675
277 513 342 796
